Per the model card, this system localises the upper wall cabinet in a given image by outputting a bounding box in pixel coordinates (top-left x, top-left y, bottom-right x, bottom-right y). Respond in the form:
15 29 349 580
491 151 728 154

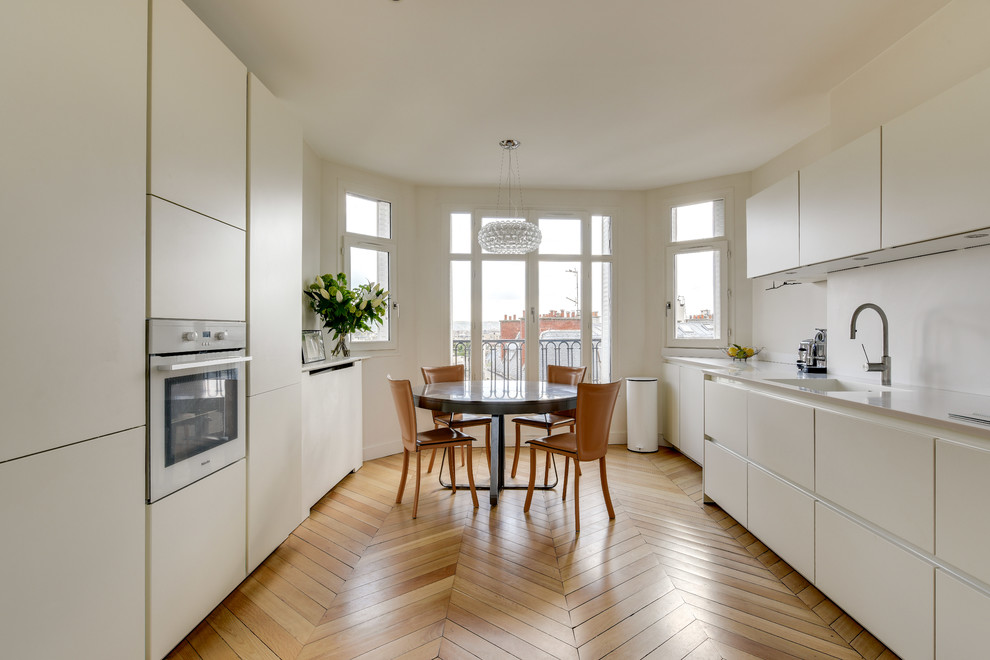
1 0 146 461
150 0 247 229
799 128 881 265
248 75 303 396
746 172 799 277
882 66 990 248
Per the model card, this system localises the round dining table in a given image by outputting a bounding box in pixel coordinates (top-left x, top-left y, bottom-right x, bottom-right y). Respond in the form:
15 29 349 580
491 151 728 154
412 379 578 505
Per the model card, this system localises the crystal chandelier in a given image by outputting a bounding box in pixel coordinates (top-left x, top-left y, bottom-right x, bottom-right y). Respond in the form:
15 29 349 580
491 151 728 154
477 139 542 254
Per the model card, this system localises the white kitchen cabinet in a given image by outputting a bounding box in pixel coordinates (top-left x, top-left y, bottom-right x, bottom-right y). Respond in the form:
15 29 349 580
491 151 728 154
935 439 990 585
0 0 146 462
148 460 247 660
816 504 933 660
816 410 933 552
704 440 747 526
748 465 814 581
747 392 815 490
149 197 246 321
660 362 680 449
882 66 990 248
678 365 706 465
704 379 747 455
799 128 881 265
0 429 145 660
247 74 304 397
150 0 247 228
302 361 364 516
746 172 799 277
248 384 304 571
935 570 990 659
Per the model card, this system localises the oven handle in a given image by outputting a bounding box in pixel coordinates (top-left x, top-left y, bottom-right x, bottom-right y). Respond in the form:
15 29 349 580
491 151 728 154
156 356 253 372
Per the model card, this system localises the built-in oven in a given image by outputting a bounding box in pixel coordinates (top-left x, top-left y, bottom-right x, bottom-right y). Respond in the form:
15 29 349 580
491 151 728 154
147 318 251 503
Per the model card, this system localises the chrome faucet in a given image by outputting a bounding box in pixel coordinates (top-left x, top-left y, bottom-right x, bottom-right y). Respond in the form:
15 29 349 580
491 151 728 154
849 303 891 386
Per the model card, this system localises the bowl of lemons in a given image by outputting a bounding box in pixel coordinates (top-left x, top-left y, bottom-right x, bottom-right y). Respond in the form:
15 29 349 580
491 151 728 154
725 344 762 361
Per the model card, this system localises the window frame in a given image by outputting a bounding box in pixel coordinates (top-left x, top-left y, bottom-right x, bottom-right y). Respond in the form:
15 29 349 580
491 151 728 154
446 206 614 383
664 191 733 350
340 188 397 352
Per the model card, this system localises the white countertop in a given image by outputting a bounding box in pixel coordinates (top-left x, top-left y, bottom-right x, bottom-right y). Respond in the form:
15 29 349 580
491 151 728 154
665 357 990 442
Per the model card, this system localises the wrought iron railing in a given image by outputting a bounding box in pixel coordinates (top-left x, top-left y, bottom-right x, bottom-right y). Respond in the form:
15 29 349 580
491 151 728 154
451 338 603 382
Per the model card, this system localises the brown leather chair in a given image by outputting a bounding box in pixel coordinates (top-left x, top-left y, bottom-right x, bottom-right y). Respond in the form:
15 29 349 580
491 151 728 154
523 381 621 533
511 365 586 482
388 376 478 518
421 365 491 472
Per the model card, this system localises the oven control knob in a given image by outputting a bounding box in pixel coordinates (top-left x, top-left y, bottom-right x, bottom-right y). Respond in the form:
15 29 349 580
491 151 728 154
182 331 199 341
215 331 229 340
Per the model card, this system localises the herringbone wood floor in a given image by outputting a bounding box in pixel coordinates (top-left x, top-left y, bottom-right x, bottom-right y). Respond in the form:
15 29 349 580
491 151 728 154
166 446 898 660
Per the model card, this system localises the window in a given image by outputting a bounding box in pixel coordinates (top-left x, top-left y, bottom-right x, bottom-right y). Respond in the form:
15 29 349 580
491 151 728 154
448 210 613 383
343 191 395 348
666 197 730 348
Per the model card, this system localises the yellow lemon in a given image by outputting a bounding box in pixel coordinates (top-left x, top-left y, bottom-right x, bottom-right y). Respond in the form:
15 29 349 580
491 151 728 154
728 346 738 357
745 347 755 357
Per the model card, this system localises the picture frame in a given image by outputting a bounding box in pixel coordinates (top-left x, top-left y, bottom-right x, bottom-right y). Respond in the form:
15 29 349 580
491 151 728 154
301 330 326 364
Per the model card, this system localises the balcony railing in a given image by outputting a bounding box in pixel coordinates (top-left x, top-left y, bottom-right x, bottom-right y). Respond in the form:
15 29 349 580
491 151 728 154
451 338 603 383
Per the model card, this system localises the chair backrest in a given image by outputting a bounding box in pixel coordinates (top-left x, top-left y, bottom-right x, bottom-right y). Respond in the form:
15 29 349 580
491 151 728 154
547 365 586 419
575 381 622 461
387 376 418 452
421 365 465 421
421 364 464 384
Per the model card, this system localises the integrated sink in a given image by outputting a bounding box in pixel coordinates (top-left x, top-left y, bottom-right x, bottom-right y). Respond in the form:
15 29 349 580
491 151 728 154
766 377 888 393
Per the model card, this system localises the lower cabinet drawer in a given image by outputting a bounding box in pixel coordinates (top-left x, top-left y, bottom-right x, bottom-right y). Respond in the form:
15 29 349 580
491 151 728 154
816 503 933 660
703 440 747 526
748 466 814 581
936 570 990 658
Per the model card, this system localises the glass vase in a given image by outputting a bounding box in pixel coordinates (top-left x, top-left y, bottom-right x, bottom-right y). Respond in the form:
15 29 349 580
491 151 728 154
330 334 349 358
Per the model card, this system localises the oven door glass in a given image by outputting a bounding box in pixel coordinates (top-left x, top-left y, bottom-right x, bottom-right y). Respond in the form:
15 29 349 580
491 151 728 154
164 367 239 467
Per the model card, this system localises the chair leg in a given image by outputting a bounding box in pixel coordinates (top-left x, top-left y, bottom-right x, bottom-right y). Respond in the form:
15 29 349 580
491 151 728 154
412 451 422 519
511 423 522 478
396 449 409 503
599 457 615 520
523 445 538 513
484 424 491 472
448 446 457 492
562 457 569 500
426 447 438 473
460 444 466 466
573 459 581 533
465 443 479 509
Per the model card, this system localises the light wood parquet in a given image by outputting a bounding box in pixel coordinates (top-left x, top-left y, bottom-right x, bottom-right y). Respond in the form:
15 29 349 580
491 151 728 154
166 446 898 660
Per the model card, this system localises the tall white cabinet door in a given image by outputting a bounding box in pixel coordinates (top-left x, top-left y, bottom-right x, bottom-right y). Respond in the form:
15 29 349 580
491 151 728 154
935 439 990 585
0 429 145 660
150 0 247 228
704 380 747 455
149 197 246 321
248 384 303 571
0 0 146 462
816 504 933 660
799 128 881 265
746 172 799 277
660 362 680 449
302 362 364 517
148 460 247 660
248 74 304 397
882 66 990 248
816 410 933 552
678 366 705 465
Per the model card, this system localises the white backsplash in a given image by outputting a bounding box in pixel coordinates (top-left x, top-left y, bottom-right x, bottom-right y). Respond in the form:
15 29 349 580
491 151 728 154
753 244 990 396
826 244 990 396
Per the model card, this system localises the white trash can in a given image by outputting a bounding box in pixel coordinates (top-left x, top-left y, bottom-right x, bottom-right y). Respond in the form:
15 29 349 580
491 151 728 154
626 377 659 453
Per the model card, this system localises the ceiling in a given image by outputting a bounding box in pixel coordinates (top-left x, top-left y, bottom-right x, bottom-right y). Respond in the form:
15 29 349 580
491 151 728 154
183 0 950 191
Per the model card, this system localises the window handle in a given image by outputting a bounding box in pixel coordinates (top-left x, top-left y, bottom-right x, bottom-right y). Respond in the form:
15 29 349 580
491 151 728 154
530 307 536 322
